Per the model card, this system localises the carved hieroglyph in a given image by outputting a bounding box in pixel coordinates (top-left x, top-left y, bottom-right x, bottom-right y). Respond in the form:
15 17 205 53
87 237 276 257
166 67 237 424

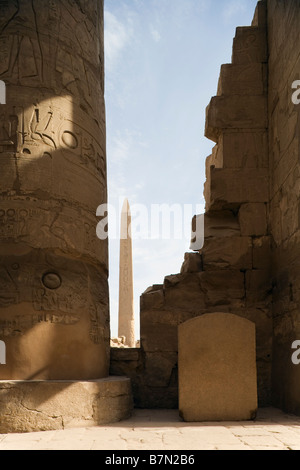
118 199 135 348
0 0 109 380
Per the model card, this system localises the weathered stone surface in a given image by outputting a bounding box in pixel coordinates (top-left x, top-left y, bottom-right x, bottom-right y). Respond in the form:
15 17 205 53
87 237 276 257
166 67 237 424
239 203 268 236
140 310 179 352
267 0 300 415
252 236 271 270
219 132 268 169
232 27 267 64
143 352 178 387
203 211 240 238
0 0 109 381
205 95 267 143
208 167 269 209
178 313 258 421
218 63 266 96
201 236 253 270
199 270 245 306
163 273 207 312
0 377 132 433
245 270 272 304
252 0 267 28
180 253 202 274
140 286 165 311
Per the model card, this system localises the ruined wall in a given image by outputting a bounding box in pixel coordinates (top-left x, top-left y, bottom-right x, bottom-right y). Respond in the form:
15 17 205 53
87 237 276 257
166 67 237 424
110 0 300 415
267 0 300 414
111 1 272 409
132 1 272 409
0 0 109 380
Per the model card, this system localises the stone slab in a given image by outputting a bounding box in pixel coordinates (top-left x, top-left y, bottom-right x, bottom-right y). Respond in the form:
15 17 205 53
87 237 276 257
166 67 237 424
178 313 258 421
218 63 266 96
232 27 267 64
0 377 132 433
207 167 269 209
205 95 267 143
238 203 268 236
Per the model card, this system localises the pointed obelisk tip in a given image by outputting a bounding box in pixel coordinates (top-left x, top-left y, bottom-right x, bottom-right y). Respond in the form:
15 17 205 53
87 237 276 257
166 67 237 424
121 198 130 213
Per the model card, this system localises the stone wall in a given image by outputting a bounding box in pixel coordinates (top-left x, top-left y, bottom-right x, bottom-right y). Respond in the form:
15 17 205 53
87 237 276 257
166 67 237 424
111 0 300 415
267 0 300 415
131 0 272 409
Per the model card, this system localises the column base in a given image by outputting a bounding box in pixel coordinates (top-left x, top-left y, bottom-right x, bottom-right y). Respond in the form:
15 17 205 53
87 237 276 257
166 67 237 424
0 377 132 433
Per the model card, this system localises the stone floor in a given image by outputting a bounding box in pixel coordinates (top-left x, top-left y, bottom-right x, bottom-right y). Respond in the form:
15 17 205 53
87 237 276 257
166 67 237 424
0 408 300 450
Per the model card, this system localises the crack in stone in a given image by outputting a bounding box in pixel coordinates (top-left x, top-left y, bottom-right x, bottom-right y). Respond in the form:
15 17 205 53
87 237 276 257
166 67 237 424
20 400 64 428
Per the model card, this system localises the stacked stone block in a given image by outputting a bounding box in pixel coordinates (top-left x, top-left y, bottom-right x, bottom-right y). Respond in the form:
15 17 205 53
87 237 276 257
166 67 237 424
110 0 300 416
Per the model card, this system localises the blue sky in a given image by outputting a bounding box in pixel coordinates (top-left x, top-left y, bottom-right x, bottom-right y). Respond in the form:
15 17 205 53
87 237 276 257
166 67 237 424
103 0 258 339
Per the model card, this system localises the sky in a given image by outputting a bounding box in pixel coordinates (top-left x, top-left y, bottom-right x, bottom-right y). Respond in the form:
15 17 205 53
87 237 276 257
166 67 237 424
103 0 259 339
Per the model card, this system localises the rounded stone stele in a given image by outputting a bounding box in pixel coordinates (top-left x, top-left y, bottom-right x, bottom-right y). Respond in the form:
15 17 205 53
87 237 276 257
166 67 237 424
178 313 258 422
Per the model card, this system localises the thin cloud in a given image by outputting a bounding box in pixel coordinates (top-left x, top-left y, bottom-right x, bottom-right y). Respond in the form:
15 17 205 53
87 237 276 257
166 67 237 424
223 0 247 23
104 10 133 72
150 26 161 43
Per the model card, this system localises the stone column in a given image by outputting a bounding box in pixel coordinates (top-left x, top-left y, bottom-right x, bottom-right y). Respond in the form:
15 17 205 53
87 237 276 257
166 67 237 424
118 199 135 347
0 0 109 380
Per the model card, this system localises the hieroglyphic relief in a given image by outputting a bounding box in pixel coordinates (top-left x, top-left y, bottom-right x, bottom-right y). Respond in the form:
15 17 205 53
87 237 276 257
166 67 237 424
233 29 267 65
0 1 108 379
0 1 104 121
0 252 108 344
10 101 107 181
0 198 105 260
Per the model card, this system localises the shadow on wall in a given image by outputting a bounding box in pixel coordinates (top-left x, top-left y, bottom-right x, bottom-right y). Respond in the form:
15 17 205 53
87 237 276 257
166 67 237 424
0 92 109 383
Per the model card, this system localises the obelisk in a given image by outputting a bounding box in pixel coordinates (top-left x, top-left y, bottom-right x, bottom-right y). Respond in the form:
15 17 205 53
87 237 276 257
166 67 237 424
118 199 135 347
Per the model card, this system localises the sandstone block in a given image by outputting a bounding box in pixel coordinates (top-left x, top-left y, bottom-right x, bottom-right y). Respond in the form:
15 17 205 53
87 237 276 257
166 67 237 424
218 63 266 96
143 352 177 387
140 286 164 311
0 377 132 433
180 253 202 274
201 236 252 270
239 203 268 236
251 0 267 28
232 27 267 65
178 313 258 421
233 306 272 405
252 236 271 269
110 348 142 378
163 273 207 311
203 211 240 238
200 270 245 306
207 167 269 210
206 145 222 174
219 131 268 169
205 95 267 143
140 309 179 352
245 269 272 303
